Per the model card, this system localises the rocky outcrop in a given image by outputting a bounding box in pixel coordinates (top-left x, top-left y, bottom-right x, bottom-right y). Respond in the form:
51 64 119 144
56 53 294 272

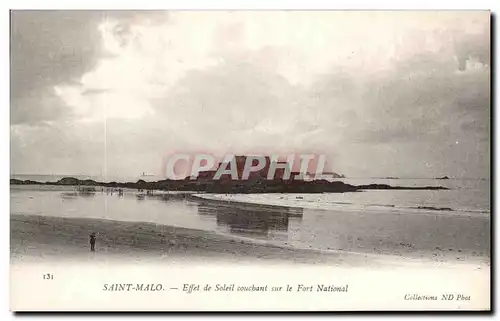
357 184 448 190
56 177 79 185
80 179 98 186
10 176 449 193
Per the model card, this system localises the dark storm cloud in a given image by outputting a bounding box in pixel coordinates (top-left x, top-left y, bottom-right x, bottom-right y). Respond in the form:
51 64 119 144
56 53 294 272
10 11 490 178
10 10 169 125
317 50 490 146
151 58 304 151
10 11 104 124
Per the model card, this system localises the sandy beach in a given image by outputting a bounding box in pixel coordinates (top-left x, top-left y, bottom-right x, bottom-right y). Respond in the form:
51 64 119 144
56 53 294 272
15 212 445 269
10 208 491 311
9 186 491 312
9 180 491 312
10 214 368 266
10 183 490 267
10 213 489 271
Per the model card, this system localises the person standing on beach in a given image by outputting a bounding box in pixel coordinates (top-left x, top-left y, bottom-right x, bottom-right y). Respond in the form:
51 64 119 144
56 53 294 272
90 232 96 252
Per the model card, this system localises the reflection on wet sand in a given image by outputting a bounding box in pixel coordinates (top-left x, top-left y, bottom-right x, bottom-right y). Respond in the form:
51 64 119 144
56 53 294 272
14 188 491 263
61 191 95 199
196 200 303 240
58 189 303 242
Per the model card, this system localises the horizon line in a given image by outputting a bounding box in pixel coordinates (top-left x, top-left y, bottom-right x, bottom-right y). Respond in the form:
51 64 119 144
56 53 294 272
9 173 491 180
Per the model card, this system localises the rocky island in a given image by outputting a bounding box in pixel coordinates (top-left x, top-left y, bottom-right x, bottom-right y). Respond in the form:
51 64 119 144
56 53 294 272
10 176 448 193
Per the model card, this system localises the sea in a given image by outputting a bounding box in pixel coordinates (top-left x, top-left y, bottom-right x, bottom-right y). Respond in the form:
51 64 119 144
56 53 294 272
10 174 491 262
10 174 490 215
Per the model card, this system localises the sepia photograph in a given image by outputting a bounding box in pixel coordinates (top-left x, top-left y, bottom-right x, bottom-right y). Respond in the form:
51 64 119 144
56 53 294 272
9 9 491 311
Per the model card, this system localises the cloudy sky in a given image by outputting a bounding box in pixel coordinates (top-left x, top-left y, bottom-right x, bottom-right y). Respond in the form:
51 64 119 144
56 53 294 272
10 11 490 179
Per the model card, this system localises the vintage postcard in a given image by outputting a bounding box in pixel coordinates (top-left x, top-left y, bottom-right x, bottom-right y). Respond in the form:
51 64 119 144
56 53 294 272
10 10 491 311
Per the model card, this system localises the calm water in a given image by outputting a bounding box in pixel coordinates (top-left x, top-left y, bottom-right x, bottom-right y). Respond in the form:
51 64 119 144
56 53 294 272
11 175 490 214
198 178 490 215
10 181 491 261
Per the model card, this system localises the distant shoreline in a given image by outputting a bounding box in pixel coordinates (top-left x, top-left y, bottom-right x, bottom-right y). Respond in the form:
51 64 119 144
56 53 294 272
10 176 449 193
